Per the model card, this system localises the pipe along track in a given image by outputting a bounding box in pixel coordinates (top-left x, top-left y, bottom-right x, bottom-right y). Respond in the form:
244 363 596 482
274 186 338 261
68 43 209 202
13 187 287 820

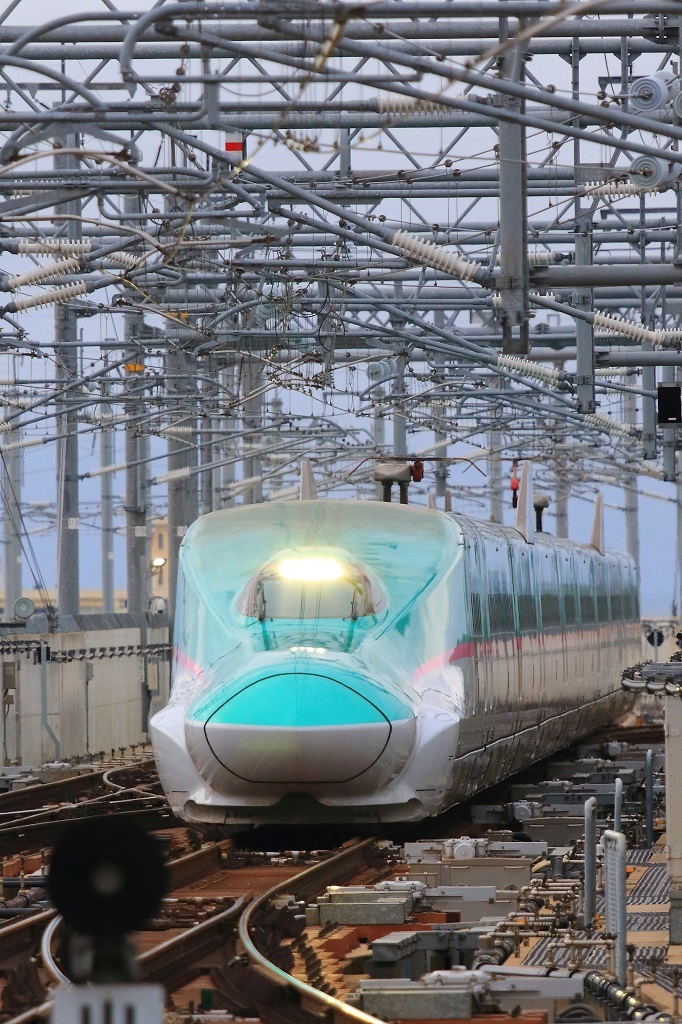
6 837 390 1024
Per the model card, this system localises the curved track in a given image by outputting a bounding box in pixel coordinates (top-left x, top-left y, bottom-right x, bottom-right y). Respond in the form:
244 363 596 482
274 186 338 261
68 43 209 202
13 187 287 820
4 837 389 1024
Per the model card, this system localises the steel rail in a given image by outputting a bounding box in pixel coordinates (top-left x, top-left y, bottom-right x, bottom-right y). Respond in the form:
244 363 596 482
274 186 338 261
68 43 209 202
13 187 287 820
27 839 383 1024
41 915 69 986
238 838 387 1024
0 760 154 813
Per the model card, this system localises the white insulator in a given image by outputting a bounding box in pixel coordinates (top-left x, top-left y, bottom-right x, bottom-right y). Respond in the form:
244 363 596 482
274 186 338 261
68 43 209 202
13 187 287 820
225 474 263 495
527 291 557 305
629 154 680 189
496 353 561 386
390 229 479 282
377 94 464 116
592 311 664 345
0 421 12 433
85 461 128 478
267 486 300 502
492 292 501 308
629 72 679 113
495 252 558 266
153 466 192 484
582 180 654 198
157 425 196 435
527 251 556 266
12 280 89 312
8 256 81 291
664 329 682 340
108 251 142 270
584 413 635 439
17 239 92 256
2 435 49 451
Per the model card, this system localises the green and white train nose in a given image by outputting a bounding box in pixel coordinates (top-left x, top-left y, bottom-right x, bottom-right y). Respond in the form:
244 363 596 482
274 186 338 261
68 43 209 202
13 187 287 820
184 660 416 792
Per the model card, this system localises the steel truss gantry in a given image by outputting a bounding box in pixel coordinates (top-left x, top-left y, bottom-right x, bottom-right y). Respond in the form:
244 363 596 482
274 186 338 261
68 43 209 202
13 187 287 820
0 0 680 621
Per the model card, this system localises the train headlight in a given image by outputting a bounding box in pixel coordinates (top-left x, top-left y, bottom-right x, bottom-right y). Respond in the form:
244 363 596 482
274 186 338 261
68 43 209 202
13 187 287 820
278 556 345 582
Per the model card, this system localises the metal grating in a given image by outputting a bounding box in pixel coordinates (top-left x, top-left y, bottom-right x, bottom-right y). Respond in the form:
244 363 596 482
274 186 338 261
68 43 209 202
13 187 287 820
626 911 669 931
628 863 669 904
627 849 654 865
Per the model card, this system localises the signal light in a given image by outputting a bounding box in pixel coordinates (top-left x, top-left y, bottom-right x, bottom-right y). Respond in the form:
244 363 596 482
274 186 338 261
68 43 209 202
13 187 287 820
510 458 520 508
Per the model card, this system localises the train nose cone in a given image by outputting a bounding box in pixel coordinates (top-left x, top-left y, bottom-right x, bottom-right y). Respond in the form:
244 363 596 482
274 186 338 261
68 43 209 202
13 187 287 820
186 672 399 785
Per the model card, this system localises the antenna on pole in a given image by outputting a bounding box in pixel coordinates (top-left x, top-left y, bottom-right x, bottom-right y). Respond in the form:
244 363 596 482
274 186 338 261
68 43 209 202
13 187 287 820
591 491 604 554
514 461 535 543
300 460 317 500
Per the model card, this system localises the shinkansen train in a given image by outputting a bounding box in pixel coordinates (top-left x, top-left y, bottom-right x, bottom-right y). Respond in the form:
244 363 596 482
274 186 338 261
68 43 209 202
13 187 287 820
151 483 640 826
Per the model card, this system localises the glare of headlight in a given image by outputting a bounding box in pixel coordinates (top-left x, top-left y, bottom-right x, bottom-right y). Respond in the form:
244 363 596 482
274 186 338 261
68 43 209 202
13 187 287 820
278 557 344 582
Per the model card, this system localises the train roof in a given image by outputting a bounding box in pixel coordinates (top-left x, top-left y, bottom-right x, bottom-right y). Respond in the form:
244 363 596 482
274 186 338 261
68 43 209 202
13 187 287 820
450 508 634 567
181 497 633 570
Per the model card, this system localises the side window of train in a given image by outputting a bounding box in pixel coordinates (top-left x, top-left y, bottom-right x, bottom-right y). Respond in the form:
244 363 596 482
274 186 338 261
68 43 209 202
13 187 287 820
514 546 537 633
539 550 561 629
580 559 596 624
486 538 514 635
624 564 640 621
562 554 578 626
609 561 623 620
465 535 487 639
595 561 610 623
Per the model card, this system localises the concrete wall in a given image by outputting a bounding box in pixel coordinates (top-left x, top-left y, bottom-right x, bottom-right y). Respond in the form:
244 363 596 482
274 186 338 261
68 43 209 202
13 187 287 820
1 626 170 766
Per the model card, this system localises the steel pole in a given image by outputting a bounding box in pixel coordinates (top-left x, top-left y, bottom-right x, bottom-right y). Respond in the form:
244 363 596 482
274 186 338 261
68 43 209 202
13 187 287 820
2 421 21 616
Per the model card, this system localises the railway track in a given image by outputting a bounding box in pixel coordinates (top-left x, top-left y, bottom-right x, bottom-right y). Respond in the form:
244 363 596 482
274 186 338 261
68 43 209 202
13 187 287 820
1 836 390 1024
0 720 664 1024
0 761 185 856
0 760 156 814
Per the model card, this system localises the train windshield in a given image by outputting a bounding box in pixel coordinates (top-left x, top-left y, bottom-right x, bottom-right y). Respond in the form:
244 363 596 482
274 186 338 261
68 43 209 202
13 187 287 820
238 555 382 621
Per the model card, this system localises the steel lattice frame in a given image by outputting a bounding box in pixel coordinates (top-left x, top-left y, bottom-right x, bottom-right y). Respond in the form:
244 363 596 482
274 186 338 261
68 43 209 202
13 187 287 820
0 0 680 620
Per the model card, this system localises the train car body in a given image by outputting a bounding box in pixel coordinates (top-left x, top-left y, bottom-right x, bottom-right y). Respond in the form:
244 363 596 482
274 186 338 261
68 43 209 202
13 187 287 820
151 500 640 825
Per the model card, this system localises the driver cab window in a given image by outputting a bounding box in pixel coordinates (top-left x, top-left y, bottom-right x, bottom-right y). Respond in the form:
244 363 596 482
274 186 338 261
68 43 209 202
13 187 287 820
238 556 382 621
